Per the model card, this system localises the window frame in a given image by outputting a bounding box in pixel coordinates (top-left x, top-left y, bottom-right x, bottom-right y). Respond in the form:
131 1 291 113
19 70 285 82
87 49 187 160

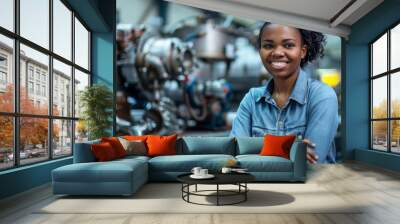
370 19 400 154
0 0 92 171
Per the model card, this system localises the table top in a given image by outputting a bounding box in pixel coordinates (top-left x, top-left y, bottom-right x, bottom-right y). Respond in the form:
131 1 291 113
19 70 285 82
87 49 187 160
177 172 255 185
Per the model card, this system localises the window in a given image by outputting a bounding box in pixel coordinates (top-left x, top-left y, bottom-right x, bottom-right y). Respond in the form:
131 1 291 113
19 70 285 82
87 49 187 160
42 85 46 97
0 71 6 85
75 17 89 70
53 59 72 117
20 0 49 49
371 23 400 154
53 119 72 158
0 35 13 113
53 0 72 60
28 81 34 94
0 0 91 170
35 84 40 95
0 0 14 32
28 67 34 80
35 70 40 81
0 55 7 67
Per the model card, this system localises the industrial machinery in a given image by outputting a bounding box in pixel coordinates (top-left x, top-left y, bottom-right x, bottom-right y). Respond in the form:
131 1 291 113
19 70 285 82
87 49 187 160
116 16 264 135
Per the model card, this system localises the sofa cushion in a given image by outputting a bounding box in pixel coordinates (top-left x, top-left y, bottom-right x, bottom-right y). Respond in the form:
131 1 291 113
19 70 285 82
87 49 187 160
236 155 293 172
148 154 235 172
101 137 127 158
260 135 296 159
177 137 235 155
147 134 177 157
118 138 147 156
235 137 264 155
91 142 118 161
123 135 148 141
52 158 147 183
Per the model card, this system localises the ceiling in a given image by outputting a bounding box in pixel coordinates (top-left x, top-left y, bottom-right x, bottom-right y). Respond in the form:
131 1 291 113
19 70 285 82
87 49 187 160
165 0 384 38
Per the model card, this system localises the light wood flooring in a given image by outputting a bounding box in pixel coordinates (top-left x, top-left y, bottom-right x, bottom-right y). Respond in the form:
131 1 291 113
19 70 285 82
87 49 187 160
1 161 400 224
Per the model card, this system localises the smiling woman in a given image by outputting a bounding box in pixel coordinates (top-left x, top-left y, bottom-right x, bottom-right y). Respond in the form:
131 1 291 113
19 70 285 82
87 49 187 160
230 22 339 164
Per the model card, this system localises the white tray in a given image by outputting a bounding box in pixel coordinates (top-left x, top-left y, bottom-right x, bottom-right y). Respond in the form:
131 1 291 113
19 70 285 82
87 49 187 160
190 174 215 179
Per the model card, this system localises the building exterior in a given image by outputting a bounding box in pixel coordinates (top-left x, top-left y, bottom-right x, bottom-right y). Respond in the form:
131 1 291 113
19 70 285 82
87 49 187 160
0 41 74 150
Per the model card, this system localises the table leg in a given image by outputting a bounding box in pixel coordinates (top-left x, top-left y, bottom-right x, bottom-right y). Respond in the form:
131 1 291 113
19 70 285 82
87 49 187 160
217 184 219 206
245 183 247 201
195 184 197 192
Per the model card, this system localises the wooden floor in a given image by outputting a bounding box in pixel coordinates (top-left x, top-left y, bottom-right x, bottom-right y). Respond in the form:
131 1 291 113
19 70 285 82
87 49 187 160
1 161 400 224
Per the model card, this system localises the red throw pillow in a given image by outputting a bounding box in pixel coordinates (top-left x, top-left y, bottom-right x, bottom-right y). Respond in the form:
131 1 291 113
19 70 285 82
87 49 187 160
101 137 127 158
146 134 177 157
260 134 296 159
91 142 117 161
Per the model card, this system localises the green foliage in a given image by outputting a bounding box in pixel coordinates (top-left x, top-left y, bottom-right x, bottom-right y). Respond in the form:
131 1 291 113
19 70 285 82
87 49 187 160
79 84 113 140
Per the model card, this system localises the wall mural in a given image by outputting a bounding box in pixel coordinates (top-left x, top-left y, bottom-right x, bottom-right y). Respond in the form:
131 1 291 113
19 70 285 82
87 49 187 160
116 0 341 142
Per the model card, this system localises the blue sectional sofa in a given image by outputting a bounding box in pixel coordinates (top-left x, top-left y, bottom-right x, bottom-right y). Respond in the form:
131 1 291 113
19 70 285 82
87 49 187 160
52 137 306 196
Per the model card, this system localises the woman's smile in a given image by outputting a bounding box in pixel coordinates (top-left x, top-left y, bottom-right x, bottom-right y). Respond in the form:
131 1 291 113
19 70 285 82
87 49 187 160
269 61 289 70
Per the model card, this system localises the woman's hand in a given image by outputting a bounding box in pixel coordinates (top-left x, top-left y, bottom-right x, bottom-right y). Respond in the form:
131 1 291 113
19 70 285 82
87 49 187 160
302 139 318 164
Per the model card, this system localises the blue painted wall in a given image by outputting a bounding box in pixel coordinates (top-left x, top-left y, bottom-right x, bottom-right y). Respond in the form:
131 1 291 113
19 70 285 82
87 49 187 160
91 0 116 134
0 158 72 199
0 0 116 200
345 0 400 171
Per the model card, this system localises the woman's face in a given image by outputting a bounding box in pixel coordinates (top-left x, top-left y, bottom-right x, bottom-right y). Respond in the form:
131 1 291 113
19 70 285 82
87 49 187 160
259 24 307 79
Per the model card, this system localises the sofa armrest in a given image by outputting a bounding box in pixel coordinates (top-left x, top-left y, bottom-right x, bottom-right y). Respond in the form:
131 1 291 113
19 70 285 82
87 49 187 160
289 140 307 181
73 140 100 163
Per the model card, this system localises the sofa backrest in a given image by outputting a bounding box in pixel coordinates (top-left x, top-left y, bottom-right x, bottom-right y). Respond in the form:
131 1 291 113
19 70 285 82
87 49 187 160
73 139 100 163
235 137 264 155
177 136 236 155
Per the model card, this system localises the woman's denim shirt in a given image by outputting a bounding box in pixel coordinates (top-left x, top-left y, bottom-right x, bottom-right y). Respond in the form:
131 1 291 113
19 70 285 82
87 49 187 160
230 70 338 163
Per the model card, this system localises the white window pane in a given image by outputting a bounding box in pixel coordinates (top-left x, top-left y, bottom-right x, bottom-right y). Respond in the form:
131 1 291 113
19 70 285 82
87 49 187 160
0 0 14 31
372 77 387 119
391 24 400 70
20 117 49 165
0 35 14 113
53 59 72 117
74 69 89 117
0 116 14 170
74 18 89 70
391 72 400 118
372 121 388 151
391 120 400 153
20 0 49 49
372 33 387 76
20 44 49 115
53 0 72 60
53 119 72 157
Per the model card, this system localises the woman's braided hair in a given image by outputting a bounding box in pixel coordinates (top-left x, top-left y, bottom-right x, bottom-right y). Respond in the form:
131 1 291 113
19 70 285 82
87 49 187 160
258 22 326 68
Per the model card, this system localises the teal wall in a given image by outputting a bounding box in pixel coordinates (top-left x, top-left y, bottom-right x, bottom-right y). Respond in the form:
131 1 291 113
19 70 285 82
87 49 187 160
0 0 116 200
0 158 72 199
345 0 400 171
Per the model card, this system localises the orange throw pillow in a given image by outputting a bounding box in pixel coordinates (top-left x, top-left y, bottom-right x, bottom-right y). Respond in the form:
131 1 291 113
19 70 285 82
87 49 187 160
91 142 117 161
123 135 148 141
260 134 296 159
101 137 127 158
146 134 177 157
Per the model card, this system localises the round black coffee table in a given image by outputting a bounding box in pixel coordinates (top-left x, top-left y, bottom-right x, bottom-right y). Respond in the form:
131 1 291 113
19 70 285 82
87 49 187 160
177 173 255 206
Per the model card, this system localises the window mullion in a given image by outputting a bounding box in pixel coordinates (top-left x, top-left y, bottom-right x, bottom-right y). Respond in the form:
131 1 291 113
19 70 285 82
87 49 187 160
388 29 391 152
14 0 20 167
49 0 53 160
71 10 76 155
370 45 373 149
